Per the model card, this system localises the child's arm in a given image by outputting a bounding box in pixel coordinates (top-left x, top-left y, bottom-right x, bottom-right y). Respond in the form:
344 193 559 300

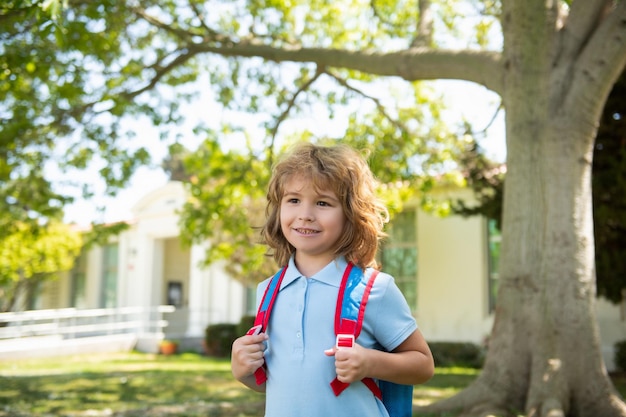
231 333 268 392
327 329 434 385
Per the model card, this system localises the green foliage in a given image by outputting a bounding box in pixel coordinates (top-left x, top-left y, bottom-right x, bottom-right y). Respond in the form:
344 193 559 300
179 135 278 284
236 315 257 336
3 0 493 286
204 323 238 357
81 221 131 250
593 69 626 304
204 316 255 358
615 340 626 372
1 0 182 227
429 342 485 369
0 220 82 312
451 137 505 229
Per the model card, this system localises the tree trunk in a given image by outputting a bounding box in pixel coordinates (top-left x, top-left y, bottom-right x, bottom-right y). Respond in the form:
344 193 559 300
417 1 626 416
418 97 626 417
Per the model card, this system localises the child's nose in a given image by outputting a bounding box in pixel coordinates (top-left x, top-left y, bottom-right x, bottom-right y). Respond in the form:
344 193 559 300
298 207 314 221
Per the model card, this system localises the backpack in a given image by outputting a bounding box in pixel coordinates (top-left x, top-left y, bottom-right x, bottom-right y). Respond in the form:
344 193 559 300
246 262 414 417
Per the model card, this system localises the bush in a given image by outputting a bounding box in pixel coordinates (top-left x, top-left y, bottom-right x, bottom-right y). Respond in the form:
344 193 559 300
204 323 238 357
615 340 626 372
429 342 485 368
236 315 256 336
204 316 257 358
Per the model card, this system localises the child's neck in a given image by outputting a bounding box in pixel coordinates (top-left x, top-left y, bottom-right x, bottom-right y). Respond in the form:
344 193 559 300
294 253 335 278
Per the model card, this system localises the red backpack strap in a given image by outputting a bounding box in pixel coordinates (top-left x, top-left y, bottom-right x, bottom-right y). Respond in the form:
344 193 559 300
330 263 381 399
246 266 287 385
334 263 379 337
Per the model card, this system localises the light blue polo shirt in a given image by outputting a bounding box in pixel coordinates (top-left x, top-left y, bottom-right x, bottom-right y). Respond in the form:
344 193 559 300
256 255 417 417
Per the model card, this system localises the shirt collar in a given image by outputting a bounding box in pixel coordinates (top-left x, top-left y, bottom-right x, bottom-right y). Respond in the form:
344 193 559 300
280 255 348 290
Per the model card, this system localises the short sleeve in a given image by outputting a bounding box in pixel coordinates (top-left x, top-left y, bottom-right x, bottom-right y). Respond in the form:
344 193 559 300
362 271 417 352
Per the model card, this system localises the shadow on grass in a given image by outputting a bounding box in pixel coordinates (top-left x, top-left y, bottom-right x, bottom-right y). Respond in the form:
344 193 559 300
3 354 622 417
1 370 265 416
0 357 480 417
0 353 265 417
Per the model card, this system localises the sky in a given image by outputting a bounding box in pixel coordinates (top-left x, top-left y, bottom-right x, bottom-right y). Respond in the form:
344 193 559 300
62 78 506 227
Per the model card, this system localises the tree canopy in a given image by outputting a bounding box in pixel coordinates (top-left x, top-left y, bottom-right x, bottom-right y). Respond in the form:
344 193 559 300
0 220 82 312
3 0 479 280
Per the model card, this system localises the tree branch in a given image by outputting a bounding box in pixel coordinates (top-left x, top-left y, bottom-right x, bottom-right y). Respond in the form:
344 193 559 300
187 0 215 36
558 0 614 64
192 41 504 95
131 6 194 41
326 70 412 135
132 5 231 44
122 46 202 100
471 102 504 140
368 0 395 30
267 68 324 150
566 1 626 117
0 3 38 24
411 0 434 48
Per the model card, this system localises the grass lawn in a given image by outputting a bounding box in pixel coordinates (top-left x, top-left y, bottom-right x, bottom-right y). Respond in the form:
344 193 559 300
0 352 624 417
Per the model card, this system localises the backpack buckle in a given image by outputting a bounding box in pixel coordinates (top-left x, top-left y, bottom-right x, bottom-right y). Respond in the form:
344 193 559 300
336 334 354 349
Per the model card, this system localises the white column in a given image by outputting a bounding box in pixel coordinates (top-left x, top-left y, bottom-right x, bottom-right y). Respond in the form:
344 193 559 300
86 247 103 308
186 244 211 337
151 239 164 307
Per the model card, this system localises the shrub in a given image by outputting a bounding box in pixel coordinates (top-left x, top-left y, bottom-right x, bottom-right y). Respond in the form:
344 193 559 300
429 342 485 368
204 316 257 358
614 340 626 372
204 323 238 357
236 315 256 336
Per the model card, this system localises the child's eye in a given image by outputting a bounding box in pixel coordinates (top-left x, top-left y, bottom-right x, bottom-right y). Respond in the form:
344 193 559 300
317 201 330 207
286 198 299 204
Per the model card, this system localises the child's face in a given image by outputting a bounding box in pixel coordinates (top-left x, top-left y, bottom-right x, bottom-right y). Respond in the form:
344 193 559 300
280 175 346 265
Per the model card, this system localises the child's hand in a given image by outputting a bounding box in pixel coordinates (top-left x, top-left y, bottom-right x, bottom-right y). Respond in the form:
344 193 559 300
324 342 370 384
231 333 268 381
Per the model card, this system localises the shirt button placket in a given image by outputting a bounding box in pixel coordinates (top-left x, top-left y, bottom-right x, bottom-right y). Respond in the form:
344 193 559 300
294 278 307 355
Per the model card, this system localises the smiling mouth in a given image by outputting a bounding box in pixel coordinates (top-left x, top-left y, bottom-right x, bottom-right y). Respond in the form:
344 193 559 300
294 228 319 235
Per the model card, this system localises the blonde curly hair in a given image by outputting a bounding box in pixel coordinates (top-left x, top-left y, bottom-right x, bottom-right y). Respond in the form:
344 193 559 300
261 142 389 270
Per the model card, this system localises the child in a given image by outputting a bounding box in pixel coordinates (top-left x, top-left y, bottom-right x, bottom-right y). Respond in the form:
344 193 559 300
231 142 434 417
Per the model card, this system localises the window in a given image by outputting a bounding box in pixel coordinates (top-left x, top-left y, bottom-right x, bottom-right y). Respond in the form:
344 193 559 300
487 219 501 313
381 210 418 310
26 281 42 310
167 281 183 307
100 243 118 308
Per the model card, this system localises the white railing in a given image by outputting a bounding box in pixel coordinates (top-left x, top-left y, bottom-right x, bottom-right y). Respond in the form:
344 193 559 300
0 305 175 340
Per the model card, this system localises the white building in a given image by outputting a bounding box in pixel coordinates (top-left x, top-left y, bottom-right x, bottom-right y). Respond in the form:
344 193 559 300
26 181 626 369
